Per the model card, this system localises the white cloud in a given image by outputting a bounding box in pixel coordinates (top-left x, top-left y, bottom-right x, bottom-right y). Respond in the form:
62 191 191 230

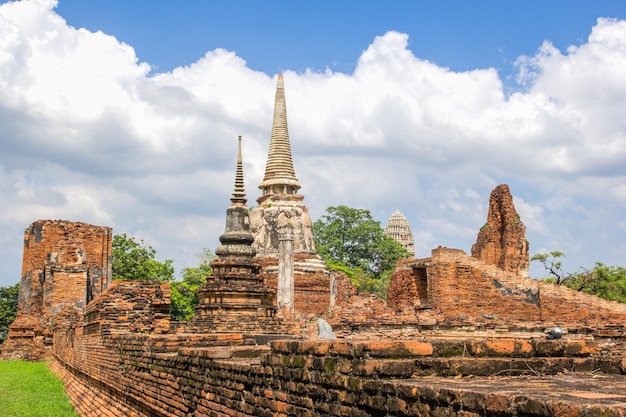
513 196 547 235
0 1 625 286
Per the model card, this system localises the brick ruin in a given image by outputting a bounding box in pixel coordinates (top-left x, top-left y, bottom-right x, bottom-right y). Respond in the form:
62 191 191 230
471 184 530 276
2 76 626 415
1 220 111 360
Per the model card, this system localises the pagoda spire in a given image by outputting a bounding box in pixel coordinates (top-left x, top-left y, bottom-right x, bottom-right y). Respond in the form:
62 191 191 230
215 136 255 259
258 74 301 203
231 135 246 204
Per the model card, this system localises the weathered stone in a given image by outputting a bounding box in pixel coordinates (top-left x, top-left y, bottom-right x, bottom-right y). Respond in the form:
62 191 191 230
317 318 336 340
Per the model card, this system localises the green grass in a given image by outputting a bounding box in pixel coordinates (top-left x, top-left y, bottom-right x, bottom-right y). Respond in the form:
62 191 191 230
0 360 78 417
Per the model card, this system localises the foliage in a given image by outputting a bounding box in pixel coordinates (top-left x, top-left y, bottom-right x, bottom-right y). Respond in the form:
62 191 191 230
0 283 20 342
313 205 410 298
112 233 174 282
171 248 215 321
0 360 78 416
531 251 568 284
532 251 626 303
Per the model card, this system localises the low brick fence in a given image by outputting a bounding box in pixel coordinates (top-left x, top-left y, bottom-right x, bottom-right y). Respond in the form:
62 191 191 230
52 331 626 416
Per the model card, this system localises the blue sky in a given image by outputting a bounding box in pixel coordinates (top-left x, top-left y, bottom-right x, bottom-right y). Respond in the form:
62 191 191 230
0 0 625 287
55 1 626 79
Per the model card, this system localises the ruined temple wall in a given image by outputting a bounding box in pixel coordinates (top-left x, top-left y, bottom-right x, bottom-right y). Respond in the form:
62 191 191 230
82 280 171 336
427 249 543 325
49 280 429 416
389 247 626 330
18 220 112 317
48 279 626 417
386 257 432 311
535 280 626 330
1 220 112 360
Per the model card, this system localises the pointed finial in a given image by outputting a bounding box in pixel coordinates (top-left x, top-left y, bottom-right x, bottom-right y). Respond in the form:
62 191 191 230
231 135 246 204
215 135 255 259
258 74 301 199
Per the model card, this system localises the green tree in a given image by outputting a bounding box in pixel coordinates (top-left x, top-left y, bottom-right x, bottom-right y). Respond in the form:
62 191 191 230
112 234 174 282
0 283 20 342
313 205 410 298
171 248 214 321
532 251 626 303
570 263 626 302
531 251 569 284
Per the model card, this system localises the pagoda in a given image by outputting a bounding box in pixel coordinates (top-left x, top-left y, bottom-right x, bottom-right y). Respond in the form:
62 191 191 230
186 136 283 335
384 210 415 256
250 75 329 316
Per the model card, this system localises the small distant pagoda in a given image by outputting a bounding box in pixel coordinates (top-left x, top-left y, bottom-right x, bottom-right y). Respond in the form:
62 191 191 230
384 210 415 256
186 136 283 335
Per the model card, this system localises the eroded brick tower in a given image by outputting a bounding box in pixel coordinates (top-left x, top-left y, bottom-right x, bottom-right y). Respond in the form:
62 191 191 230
471 184 530 276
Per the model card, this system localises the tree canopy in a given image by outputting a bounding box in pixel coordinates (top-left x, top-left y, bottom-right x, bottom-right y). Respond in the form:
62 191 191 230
0 283 19 342
170 248 214 322
313 205 410 298
112 233 174 282
532 251 626 303
111 234 215 321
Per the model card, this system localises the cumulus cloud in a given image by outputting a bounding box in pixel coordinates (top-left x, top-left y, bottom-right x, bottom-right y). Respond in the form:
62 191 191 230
1 1 625 285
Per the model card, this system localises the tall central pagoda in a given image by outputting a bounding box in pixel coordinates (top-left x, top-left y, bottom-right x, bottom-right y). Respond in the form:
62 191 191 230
250 75 329 316
250 74 317 257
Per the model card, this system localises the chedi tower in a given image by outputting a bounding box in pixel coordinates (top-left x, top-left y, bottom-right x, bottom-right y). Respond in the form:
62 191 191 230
186 136 284 335
250 75 329 316
250 74 316 256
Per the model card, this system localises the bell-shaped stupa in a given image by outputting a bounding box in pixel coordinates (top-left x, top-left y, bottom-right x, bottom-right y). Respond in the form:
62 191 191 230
250 74 317 257
250 75 329 316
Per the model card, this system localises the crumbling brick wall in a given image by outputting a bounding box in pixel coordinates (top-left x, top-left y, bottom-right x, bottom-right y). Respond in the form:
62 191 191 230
386 257 432 311
81 280 170 336
51 329 625 417
1 220 112 360
388 247 626 330
47 267 626 417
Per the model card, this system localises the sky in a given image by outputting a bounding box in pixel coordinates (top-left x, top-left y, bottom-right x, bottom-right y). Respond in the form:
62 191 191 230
1 0 625 287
